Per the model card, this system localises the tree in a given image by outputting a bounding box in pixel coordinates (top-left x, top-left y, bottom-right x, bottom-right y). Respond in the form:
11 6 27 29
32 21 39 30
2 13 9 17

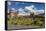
30 12 35 24
30 13 34 17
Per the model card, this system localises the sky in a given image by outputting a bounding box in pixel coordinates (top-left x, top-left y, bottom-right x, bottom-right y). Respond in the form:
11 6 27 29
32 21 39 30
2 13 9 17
7 1 45 15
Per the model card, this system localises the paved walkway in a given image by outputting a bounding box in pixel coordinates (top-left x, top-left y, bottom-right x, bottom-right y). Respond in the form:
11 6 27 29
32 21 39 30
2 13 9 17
7 25 44 30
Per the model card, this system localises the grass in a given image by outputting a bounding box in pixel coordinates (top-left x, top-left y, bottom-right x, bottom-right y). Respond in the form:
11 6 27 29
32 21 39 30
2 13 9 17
7 16 45 27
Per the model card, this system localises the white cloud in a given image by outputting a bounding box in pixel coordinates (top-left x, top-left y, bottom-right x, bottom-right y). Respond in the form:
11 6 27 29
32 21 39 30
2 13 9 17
37 9 44 13
18 8 26 13
18 8 23 11
25 5 36 13
11 8 15 10
8 2 11 5
34 9 44 15
34 8 37 10
25 5 44 15
11 8 17 12
31 5 34 8
17 8 30 16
